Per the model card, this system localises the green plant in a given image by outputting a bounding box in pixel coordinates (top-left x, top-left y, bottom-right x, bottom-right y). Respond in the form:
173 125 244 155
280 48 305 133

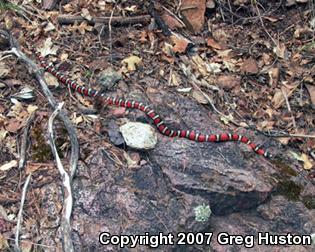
194 203 212 222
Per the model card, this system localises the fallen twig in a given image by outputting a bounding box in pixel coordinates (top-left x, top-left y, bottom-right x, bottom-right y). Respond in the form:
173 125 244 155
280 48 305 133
252 0 280 52
108 4 116 64
48 102 74 252
57 14 151 26
14 174 32 252
281 88 296 128
161 5 186 28
257 129 315 139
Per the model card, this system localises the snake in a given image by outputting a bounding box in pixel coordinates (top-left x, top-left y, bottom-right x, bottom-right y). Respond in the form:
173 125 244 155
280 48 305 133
34 51 271 158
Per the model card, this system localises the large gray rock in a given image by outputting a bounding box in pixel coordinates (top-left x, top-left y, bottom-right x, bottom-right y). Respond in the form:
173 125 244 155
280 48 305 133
120 122 157 150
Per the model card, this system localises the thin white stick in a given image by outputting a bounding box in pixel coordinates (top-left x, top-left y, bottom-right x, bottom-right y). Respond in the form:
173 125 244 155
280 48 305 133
14 173 32 252
48 102 74 252
281 88 296 128
108 4 116 64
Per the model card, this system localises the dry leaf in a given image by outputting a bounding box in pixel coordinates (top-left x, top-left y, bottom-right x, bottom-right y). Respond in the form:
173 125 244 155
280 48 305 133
63 3 74 12
5 118 23 133
44 72 59 88
161 54 175 64
262 53 272 65
162 42 173 57
161 13 185 29
272 84 299 108
170 35 189 53
206 63 221 74
217 75 241 90
265 108 274 118
192 90 208 104
257 120 275 131
278 137 290 145
77 21 93 34
0 160 17 171
268 68 279 87
220 114 234 125
0 62 10 78
139 31 147 43
27 105 38 114
81 8 92 21
44 22 56 32
191 55 208 76
8 98 23 117
20 240 33 252
125 5 137 12
291 152 313 170
263 16 279 22
180 0 206 33
206 38 223 50
111 107 126 117
273 43 287 59
222 58 237 72
169 72 181 86
25 162 49 174
0 129 8 142
123 151 140 169
72 113 84 125
240 58 259 74
216 49 233 58
39 38 58 57
60 52 69 61
0 234 9 251
239 122 249 128
121 55 142 71
272 88 284 108
75 91 93 107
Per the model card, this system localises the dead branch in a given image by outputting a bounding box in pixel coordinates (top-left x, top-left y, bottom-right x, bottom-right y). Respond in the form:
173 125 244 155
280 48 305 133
57 14 151 26
48 102 74 252
258 130 315 139
0 29 79 180
14 174 32 252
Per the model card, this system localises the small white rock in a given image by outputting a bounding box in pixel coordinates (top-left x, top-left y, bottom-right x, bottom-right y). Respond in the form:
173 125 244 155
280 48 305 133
120 122 157 150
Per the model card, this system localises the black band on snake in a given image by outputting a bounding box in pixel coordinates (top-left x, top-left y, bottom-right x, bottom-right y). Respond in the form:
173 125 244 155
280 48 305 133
34 51 271 158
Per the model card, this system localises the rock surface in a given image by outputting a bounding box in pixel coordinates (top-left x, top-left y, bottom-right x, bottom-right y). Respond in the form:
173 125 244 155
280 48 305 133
39 93 315 251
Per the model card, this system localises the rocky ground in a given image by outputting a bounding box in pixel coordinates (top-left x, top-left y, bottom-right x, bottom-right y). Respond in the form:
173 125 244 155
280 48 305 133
0 0 314 251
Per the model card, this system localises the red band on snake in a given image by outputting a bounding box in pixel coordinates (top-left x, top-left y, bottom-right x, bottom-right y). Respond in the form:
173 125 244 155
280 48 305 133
34 51 271 158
